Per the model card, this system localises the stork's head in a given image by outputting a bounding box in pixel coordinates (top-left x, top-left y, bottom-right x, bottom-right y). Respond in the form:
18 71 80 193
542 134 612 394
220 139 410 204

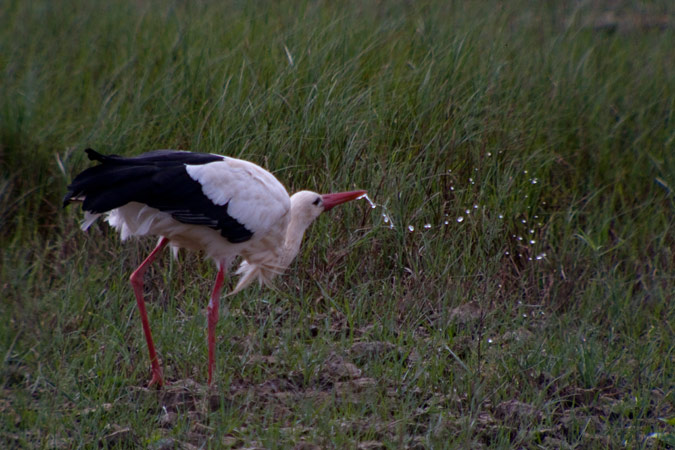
290 190 366 227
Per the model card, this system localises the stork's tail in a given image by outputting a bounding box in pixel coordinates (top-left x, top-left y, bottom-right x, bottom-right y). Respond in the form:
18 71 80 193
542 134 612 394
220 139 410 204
63 149 110 229
62 148 125 208
84 148 108 163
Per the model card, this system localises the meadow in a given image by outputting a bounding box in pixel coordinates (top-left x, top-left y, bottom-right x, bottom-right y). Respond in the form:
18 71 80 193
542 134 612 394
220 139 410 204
1 0 673 448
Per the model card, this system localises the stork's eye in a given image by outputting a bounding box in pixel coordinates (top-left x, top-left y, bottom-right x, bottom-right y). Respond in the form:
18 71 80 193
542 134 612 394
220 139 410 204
312 198 321 206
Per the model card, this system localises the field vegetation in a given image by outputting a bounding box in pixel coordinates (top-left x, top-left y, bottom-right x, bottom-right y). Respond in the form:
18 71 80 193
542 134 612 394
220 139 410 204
1 0 673 448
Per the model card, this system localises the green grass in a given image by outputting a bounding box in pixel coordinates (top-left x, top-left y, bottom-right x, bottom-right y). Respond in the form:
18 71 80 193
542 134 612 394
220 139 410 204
1 0 673 448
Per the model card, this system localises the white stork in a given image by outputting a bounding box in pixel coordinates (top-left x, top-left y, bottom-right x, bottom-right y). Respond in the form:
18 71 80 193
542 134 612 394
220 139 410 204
64 148 365 387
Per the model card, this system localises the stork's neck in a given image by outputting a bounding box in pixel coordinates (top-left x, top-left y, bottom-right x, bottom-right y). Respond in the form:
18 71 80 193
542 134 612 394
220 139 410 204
231 198 320 296
280 215 312 269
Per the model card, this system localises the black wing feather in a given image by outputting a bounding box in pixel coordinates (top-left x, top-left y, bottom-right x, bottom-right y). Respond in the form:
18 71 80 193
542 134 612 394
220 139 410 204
64 149 253 243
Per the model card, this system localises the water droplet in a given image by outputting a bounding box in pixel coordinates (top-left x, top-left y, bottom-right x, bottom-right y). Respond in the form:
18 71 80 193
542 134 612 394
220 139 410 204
535 253 547 260
529 240 536 244
473 204 478 209
380 212 395 229
444 220 449 225
523 170 528 174
531 178 538 184
487 338 493 344
359 193 377 209
505 251 510 255
522 313 528 318
465 209 470 215
487 152 492 157
408 225 415 232
450 186 454 191
521 219 527 224
456 216 464 223
498 214 504 219
469 177 473 183
529 229 535 234
424 223 431 229
518 236 523 241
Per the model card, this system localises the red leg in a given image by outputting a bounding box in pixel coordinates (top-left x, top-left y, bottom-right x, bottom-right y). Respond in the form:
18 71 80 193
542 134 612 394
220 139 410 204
207 265 225 386
129 237 169 387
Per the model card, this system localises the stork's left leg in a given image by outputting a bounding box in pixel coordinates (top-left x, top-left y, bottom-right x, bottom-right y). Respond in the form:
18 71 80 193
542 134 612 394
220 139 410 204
207 264 225 385
129 237 169 387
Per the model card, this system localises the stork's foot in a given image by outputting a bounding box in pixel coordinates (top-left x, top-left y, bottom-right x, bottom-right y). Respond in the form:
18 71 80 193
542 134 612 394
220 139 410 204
148 369 165 388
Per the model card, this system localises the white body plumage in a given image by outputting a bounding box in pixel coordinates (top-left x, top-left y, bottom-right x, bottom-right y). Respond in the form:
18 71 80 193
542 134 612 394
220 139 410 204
69 150 364 294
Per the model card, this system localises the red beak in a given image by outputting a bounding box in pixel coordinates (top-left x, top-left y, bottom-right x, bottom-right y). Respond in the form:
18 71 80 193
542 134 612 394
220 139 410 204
321 190 367 211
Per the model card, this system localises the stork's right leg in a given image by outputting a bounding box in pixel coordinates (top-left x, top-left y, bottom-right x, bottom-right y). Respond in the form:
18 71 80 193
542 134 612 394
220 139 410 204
207 264 225 386
129 237 169 387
